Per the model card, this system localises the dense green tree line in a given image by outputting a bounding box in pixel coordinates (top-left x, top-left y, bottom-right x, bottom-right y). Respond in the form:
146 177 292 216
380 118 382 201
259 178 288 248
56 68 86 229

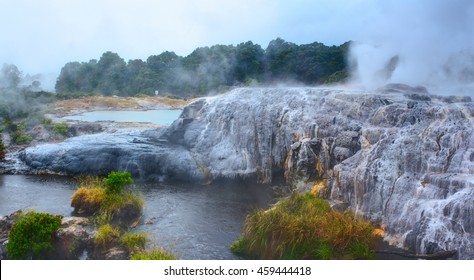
56 38 351 97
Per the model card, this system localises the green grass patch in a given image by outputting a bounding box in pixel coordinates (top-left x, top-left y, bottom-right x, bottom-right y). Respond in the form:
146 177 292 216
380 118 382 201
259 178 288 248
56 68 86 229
6 211 63 259
120 232 148 253
94 224 120 248
231 192 376 259
130 247 176 260
101 191 144 214
52 122 68 136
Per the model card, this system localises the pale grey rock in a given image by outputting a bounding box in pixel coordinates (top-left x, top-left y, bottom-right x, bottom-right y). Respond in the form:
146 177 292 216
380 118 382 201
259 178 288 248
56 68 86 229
17 86 474 258
52 217 93 259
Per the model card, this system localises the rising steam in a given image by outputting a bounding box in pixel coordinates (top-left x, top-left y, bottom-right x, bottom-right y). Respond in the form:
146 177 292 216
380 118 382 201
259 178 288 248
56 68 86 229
349 0 474 95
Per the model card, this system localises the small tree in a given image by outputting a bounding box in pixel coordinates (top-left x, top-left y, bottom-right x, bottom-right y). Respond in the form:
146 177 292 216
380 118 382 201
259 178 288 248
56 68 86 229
1 64 22 89
104 171 133 194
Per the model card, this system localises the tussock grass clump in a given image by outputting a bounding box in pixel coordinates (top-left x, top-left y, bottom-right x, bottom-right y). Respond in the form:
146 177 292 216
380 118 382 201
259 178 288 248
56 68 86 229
130 247 176 260
231 192 375 260
70 172 147 258
120 232 148 253
101 191 144 222
70 172 143 224
71 186 106 214
94 224 120 248
77 176 105 188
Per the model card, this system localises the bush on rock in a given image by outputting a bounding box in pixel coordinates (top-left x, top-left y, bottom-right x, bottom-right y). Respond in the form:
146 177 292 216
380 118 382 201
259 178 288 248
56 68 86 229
70 172 143 226
6 211 62 259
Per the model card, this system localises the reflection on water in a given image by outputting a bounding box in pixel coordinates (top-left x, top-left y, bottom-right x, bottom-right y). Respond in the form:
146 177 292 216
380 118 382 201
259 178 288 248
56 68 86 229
61 109 182 125
0 175 277 260
135 181 276 259
0 175 79 216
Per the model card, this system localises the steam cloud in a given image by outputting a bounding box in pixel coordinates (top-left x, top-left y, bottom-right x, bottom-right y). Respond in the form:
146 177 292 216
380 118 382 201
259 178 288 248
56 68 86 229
350 0 474 95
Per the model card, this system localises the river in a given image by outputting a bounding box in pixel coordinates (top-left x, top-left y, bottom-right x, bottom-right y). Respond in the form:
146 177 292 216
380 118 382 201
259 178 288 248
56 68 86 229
0 175 278 259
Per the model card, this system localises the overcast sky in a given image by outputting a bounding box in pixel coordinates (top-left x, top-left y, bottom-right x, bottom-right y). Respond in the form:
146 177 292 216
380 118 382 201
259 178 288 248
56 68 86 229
1 0 473 92
0 0 377 89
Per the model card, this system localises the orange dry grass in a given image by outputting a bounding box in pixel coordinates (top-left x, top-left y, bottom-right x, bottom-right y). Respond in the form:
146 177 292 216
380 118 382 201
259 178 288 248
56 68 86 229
54 97 136 113
53 96 192 114
70 186 106 215
141 96 192 108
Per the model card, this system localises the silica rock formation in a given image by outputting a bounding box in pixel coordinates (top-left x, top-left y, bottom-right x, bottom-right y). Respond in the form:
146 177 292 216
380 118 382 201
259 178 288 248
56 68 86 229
18 86 474 258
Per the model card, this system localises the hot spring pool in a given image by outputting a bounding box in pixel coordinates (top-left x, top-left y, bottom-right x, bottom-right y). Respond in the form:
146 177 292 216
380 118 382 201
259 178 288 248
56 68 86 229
61 109 182 125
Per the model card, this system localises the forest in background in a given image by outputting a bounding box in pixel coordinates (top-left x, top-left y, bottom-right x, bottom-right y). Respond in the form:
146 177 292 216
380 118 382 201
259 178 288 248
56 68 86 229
55 38 351 98
0 38 351 149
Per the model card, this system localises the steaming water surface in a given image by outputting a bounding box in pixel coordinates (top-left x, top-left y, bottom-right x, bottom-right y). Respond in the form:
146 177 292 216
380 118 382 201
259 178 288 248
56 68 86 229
0 175 276 259
61 109 182 124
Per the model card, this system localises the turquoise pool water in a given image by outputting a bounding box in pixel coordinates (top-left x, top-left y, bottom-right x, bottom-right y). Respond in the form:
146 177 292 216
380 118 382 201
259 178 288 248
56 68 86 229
62 110 182 125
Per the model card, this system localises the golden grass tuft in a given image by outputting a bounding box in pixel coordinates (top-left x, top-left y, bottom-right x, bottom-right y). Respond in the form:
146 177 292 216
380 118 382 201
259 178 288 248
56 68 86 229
70 176 143 224
70 186 106 215
231 192 376 260
94 224 120 248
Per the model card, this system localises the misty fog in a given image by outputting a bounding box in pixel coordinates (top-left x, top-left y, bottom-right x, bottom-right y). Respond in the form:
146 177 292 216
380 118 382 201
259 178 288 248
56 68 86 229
349 0 474 95
2 1 473 95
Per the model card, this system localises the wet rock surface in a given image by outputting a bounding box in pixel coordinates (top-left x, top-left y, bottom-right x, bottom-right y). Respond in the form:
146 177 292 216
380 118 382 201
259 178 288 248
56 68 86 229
15 86 474 259
51 217 94 259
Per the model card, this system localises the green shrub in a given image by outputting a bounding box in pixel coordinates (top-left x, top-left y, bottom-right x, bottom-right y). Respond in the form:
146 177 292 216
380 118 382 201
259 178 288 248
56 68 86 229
52 122 68 136
6 211 63 259
10 123 32 144
14 133 32 144
41 117 53 127
104 171 133 194
231 192 376 259
130 247 176 260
